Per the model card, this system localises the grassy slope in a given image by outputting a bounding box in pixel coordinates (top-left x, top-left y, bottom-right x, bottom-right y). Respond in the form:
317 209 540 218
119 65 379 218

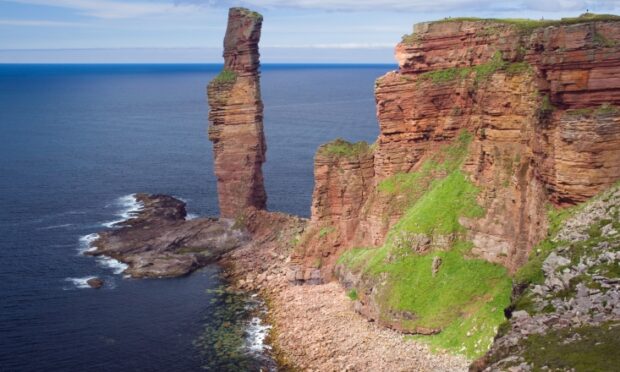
338 132 512 358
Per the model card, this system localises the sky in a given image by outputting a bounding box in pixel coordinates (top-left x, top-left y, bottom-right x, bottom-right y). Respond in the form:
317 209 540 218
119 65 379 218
0 0 619 63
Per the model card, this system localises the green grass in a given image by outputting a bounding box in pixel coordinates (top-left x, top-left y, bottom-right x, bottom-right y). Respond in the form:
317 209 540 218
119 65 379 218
515 192 620 286
378 131 473 214
338 131 511 358
319 138 372 158
318 226 336 238
387 171 484 240
418 51 532 86
566 103 620 117
521 322 620 371
347 288 358 301
340 244 511 358
593 31 618 47
211 69 238 85
515 203 580 284
235 7 263 20
430 13 620 32
401 13 620 46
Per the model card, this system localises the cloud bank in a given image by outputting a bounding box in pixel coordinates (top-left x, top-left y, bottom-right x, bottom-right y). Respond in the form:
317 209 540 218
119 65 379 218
195 0 619 13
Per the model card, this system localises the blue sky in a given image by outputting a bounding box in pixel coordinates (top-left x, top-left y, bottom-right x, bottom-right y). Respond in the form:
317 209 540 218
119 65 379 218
0 0 619 63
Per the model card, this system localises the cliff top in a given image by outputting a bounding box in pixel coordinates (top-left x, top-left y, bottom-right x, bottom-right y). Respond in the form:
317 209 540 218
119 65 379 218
405 13 620 41
229 7 263 21
428 12 620 29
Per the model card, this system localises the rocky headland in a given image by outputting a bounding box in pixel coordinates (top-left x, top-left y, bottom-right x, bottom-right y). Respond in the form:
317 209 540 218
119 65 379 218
86 9 620 371
87 193 248 278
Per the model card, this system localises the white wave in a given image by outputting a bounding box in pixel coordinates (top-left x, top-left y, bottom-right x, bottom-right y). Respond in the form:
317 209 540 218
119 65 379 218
97 256 128 275
38 223 74 230
245 316 272 353
185 213 198 220
64 276 97 289
77 233 99 254
102 194 144 228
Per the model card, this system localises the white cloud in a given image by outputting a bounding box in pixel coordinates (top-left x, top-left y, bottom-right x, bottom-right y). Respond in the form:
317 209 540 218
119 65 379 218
197 0 620 13
0 18 87 26
2 0 199 19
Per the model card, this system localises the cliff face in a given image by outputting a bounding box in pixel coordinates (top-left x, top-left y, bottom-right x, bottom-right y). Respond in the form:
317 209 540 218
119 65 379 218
294 16 620 280
291 15 620 358
208 8 267 218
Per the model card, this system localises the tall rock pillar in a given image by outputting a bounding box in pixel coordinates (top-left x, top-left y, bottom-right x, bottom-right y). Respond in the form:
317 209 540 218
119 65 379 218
208 7 267 218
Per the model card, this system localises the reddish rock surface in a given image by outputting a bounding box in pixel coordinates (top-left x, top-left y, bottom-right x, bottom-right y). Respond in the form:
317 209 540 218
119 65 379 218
293 16 620 281
208 7 267 218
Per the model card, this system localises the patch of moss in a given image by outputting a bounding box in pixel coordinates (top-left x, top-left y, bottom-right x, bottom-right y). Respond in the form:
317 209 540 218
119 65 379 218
401 33 421 45
347 288 358 301
236 7 263 21
596 103 620 115
591 262 620 278
539 94 555 115
418 51 532 86
521 322 620 371
211 69 238 85
194 286 258 370
318 226 336 239
319 139 371 159
593 31 618 47
566 103 620 117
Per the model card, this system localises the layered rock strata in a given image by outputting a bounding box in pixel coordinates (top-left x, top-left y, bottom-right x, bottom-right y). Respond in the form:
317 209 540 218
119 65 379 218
208 7 267 218
89 194 248 278
293 15 620 283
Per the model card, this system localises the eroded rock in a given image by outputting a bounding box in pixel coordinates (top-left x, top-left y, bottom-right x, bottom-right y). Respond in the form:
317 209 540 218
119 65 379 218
207 7 267 218
88 194 249 278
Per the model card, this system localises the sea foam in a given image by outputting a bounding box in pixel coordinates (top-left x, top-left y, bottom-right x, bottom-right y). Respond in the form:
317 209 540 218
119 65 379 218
244 295 273 355
77 233 99 254
64 276 97 289
97 256 128 275
102 194 144 228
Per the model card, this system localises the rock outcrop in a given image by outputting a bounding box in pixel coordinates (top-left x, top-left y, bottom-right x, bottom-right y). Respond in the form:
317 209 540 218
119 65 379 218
208 7 267 218
86 278 104 289
476 185 620 371
293 15 620 283
88 194 248 278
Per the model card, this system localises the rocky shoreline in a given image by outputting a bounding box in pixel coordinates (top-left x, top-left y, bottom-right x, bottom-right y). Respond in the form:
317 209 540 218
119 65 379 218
84 192 469 369
87 193 249 278
218 209 470 371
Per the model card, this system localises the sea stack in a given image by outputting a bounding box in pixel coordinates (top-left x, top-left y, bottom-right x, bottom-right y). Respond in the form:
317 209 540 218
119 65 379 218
207 7 267 218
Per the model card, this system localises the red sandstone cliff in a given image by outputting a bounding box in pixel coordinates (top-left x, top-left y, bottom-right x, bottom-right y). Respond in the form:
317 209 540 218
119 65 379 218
208 8 267 218
292 15 620 282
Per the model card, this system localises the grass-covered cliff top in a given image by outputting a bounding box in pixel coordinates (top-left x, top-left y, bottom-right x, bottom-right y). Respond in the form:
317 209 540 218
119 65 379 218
403 13 620 43
318 139 373 159
430 13 620 30
232 7 263 20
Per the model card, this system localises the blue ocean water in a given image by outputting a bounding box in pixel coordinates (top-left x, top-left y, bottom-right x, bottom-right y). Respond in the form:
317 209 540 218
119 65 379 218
0 64 388 371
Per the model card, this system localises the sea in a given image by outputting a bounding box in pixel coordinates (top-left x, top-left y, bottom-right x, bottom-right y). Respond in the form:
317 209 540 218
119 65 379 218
0 64 388 371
